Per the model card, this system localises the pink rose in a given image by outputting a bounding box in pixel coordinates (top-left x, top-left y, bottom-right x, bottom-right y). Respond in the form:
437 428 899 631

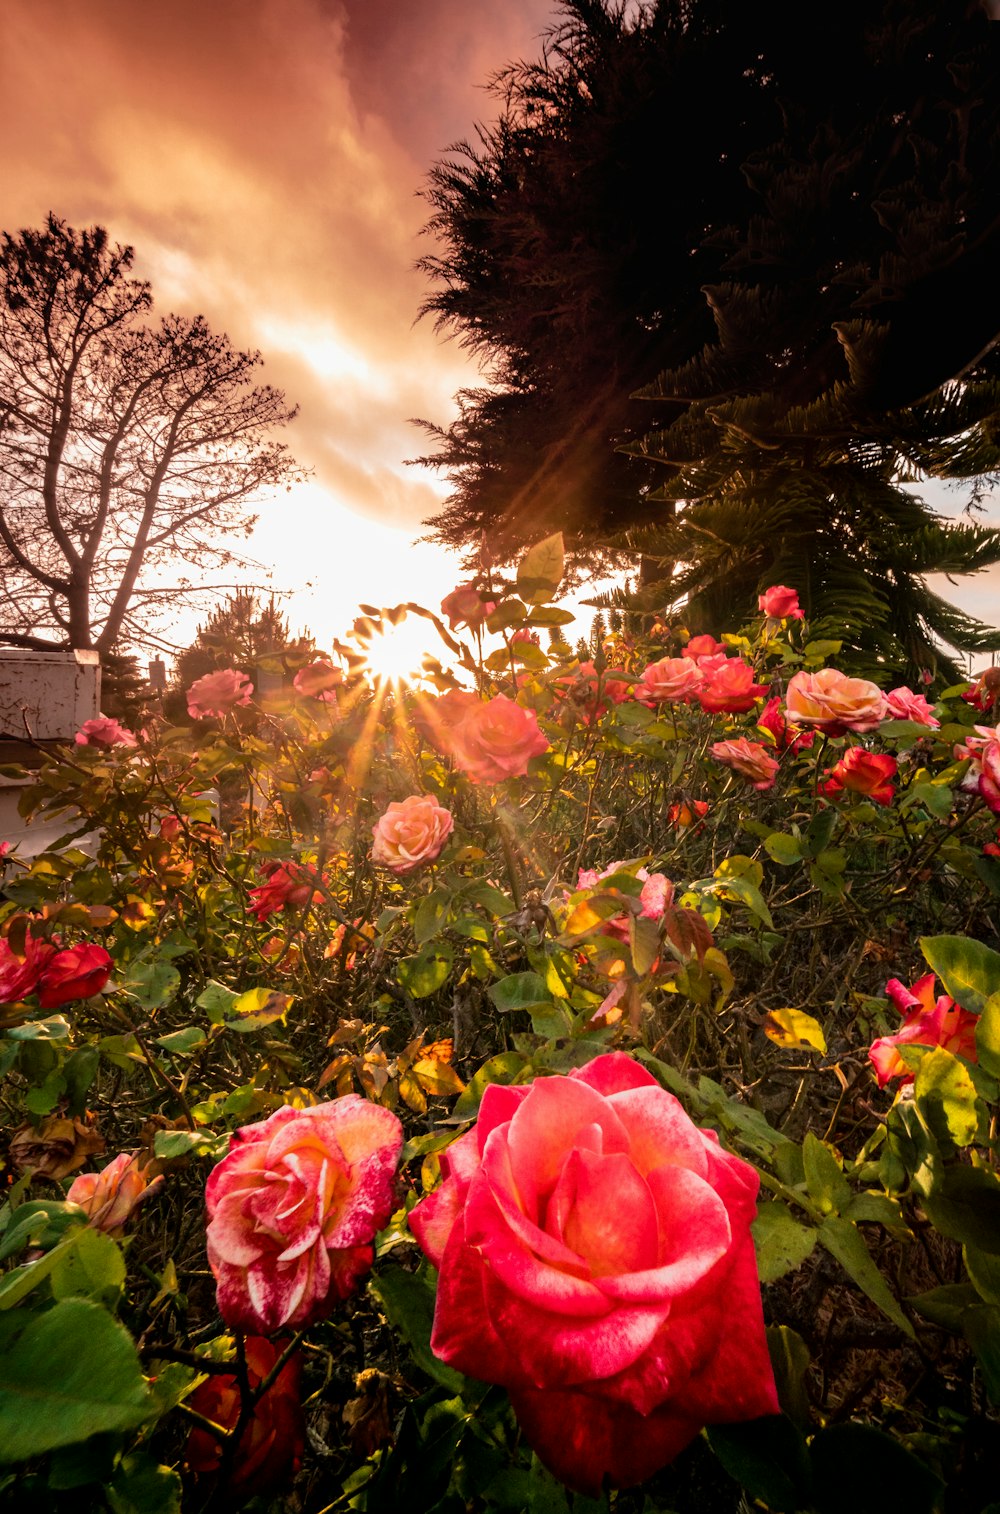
697 658 768 715
785 668 886 734
410 1053 777 1494
633 657 704 706
67 1151 161 1235
758 585 804 620
205 1098 403 1334
248 862 326 922
958 723 1000 813
961 667 1000 714
821 747 897 806
36 943 113 1008
869 973 978 1087
75 717 138 749
711 737 780 790
293 660 342 703
683 634 727 661
187 668 253 719
440 585 496 632
451 694 549 784
885 687 940 729
371 794 454 875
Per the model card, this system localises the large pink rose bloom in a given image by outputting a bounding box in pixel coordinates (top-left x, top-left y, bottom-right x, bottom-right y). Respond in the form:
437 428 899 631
187 668 253 719
451 694 549 784
75 717 138 749
410 1052 778 1494
633 657 704 706
206 1098 402 1335
785 668 886 734
371 794 454 874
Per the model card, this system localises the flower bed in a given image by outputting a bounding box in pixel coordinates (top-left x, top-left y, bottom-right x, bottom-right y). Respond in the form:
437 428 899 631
0 537 998 1511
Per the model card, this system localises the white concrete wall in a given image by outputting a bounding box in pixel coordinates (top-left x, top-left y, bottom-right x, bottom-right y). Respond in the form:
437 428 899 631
0 649 100 741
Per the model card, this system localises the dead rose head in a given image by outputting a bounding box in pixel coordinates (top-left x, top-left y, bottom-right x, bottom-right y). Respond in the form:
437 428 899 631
758 585 804 621
711 737 780 791
75 716 138 749
10 1115 105 1180
821 748 898 806
410 1052 778 1494
205 1097 402 1334
869 974 978 1087
371 794 454 875
185 1336 306 1501
66 1150 162 1235
186 668 253 719
785 668 886 734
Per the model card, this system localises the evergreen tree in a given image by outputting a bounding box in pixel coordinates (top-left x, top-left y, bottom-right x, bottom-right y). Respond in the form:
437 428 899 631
170 591 304 712
417 0 1000 674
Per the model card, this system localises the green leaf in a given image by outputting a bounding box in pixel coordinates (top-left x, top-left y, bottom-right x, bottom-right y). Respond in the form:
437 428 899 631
154 1026 208 1055
707 1415 812 1514
488 972 551 1014
153 1128 228 1162
766 1326 812 1428
963 1304 1000 1404
369 1265 467 1393
918 933 1000 1014
909 1282 979 1331
764 832 805 866
412 889 451 945
913 1046 980 1148
224 987 295 1033
516 532 564 603
50 1227 125 1307
921 1164 1000 1254
802 1133 852 1216
0 1298 151 1463
977 990 1000 1079
195 980 238 1024
752 1202 817 1282
3 1015 70 1041
107 1454 183 1514
966 1244 1000 1306
121 959 180 1011
819 1216 914 1336
397 944 453 1000
809 1422 943 1514
451 1050 529 1121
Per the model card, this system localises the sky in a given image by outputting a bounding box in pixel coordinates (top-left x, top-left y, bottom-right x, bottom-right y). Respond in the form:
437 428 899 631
0 0 559 663
2 0 997 674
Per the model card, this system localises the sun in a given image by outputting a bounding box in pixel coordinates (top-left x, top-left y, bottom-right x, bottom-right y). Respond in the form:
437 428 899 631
360 615 437 687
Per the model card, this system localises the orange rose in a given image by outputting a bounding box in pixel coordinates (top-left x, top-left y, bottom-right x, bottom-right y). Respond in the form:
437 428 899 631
371 794 454 874
785 668 886 734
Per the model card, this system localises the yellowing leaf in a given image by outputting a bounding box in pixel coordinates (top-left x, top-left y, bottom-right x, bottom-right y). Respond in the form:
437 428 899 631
764 1008 828 1054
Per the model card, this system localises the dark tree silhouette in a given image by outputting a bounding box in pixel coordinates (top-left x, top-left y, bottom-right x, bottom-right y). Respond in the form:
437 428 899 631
0 216 300 654
416 0 1000 674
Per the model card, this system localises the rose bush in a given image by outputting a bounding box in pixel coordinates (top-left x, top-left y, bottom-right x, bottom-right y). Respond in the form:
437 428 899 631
410 1052 778 1494
371 794 454 875
205 1098 402 1334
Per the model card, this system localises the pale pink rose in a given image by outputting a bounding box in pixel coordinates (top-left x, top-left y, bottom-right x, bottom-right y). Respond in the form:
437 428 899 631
186 668 253 719
451 694 549 784
577 861 650 891
784 668 886 734
371 794 455 874
440 585 496 632
758 585 804 620
698 659 768 715
711 738 780 790
885 686 940 729
67 1151 161 1236
633 657 705 705
293 660 341 703
415 688 482 758
75 717 138 749
205 1099 403 1334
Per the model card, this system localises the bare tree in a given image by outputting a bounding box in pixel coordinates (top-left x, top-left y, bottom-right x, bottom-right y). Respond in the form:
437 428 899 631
0 215 301 653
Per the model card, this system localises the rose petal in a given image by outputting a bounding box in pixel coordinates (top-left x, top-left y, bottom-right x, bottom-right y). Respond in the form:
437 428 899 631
546 1149 659 1277
605 1084 710 1178
596 1165 731 1303
504 1076 631 1214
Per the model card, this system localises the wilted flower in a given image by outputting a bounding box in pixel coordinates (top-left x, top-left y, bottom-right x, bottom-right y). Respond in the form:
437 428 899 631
186 668 253 719
711 737 780 790
10 1115 105 1179
248 862 325 922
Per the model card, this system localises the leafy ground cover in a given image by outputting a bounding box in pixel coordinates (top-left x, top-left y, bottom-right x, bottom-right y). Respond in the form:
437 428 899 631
1 537 1000 1513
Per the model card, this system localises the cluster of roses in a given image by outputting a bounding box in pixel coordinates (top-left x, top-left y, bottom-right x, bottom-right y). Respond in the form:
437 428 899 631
201 1056 778 1496
0 927 112 1009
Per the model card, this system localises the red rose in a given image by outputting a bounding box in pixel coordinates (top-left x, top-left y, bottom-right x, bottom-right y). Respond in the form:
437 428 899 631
410 1052 778 1495
758 585 804 620
185 1337 305 1501
821 747 897 806
869 973 978 1087
698 658 768 715
36 943 112 1008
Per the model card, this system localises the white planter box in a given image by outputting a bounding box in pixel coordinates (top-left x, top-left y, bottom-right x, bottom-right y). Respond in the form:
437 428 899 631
0 650 101 741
